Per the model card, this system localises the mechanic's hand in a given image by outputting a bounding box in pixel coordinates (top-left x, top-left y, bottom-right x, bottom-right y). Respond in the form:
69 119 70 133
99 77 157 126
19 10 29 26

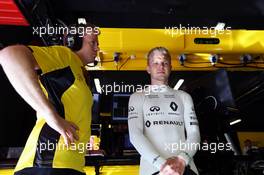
160 156 186 175
46 113 79 146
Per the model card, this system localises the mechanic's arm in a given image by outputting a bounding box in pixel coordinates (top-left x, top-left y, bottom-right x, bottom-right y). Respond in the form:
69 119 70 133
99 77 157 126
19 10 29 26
0 45 78 145
177 92 201 165
128 92 166 170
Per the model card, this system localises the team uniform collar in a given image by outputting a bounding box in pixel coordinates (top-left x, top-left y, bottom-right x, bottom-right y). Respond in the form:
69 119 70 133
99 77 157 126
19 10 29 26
148 85 170 92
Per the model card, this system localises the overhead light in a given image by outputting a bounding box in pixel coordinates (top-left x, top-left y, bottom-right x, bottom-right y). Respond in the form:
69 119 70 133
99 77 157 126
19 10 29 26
94 78 102 94
178 54 186 65
226 107 242 126
78 18 87 25
229 118 242 126
209 54 219 65
174 79 184 90
215 22 225 30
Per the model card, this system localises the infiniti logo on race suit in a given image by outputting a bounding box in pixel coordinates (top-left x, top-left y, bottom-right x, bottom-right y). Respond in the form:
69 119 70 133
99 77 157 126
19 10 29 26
128 106 135 112
128 106 138 116
150 106 160 112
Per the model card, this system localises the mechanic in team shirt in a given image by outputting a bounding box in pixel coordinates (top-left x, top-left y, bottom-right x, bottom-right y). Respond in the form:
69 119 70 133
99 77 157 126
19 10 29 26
128 47 200 175
0 23 99 175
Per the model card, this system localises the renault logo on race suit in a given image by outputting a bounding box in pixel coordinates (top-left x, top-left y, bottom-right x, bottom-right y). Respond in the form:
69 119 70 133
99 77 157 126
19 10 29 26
170 102 178 111
150 106 160 112
145 120 151 127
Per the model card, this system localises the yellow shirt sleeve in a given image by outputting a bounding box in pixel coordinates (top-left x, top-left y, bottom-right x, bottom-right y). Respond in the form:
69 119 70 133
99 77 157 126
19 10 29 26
29 46 73 74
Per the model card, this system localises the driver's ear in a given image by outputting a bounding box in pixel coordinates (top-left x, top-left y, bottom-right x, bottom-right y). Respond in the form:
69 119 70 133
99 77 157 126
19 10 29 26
147 65 151 74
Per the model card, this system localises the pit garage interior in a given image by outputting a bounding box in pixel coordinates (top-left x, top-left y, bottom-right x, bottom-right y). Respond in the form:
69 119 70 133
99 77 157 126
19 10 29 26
1 0 264 175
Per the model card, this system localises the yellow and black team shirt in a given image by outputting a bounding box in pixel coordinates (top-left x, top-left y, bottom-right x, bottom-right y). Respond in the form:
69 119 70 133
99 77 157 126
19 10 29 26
14 46 93 175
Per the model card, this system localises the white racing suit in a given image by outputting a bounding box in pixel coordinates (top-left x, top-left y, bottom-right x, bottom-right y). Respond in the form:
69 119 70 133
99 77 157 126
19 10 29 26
128 85 200 175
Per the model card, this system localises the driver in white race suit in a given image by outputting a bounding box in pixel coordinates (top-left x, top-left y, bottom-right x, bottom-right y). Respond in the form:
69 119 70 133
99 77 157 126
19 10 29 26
128 47 200 175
